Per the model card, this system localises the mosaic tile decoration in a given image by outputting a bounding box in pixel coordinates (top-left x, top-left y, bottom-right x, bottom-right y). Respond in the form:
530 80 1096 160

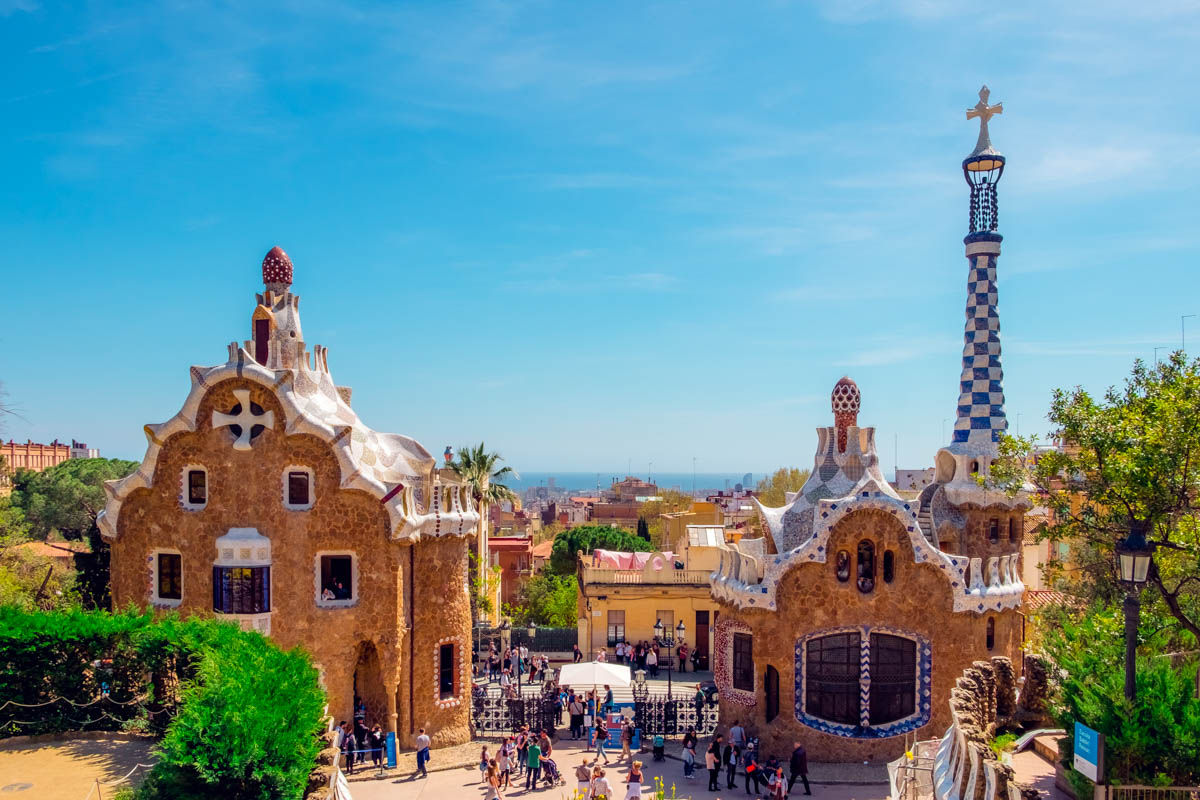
793 625 932 739
712 616 757 707
952 240 1007 447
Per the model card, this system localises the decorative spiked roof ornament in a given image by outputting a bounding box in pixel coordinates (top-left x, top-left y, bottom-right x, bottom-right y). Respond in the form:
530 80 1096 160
262 246 293 289
831 376 860 454
963 86 1005 234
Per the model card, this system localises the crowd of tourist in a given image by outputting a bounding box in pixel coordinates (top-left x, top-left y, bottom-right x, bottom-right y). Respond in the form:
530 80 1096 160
590 635 701 674
332 699 387 775
473 639 553 697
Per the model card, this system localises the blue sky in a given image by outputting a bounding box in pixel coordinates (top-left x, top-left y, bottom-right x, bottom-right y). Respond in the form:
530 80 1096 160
2 1 1199 475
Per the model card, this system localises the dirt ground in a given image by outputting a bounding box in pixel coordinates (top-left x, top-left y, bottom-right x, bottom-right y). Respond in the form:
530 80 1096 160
0 736 155 800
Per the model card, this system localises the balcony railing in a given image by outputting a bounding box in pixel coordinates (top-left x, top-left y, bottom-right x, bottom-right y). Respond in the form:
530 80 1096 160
580 566 711 586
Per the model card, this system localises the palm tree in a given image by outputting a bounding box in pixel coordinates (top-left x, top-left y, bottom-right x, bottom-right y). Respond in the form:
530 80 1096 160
450 443 519 624
450 442 519 508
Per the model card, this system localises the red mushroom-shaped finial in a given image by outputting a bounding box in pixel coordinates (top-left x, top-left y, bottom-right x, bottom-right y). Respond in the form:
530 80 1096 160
831 376 861 453
262 246 293 287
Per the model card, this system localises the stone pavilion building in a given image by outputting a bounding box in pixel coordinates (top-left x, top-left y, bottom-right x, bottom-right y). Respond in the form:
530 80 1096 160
99 247 480 746
708 88 1029 761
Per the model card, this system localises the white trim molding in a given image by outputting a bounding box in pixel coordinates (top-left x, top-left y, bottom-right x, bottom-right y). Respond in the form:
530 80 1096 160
179 465 208 511
283 465 315 511
314 550 359 608
149 548 183 608
434 636 466 709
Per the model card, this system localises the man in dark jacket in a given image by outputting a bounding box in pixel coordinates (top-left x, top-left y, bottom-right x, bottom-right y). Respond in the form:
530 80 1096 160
788 741 812 795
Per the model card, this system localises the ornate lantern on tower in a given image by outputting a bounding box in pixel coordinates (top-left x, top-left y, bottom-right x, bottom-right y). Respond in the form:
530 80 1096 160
963 85 1005 234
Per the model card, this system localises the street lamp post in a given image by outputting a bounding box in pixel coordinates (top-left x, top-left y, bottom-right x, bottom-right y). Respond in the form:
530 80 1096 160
653 619 687 699
1116 520 1155 702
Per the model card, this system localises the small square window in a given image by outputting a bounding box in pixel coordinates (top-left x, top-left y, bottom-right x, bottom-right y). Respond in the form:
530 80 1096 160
154 551 182 605
284 468 313 510
182 467 207 509
318 554 355 606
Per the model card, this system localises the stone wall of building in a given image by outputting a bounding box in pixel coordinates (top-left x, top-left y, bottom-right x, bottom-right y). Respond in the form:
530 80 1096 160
716 508 1022 762
111 378 420 736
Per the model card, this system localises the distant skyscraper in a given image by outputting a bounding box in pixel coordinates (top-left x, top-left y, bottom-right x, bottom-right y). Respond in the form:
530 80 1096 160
725 479 731 491
548 477 556 490
742 473 753 489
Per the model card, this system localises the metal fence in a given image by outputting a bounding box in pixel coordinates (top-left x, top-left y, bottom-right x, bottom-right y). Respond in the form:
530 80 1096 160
1107 788 1200 800
473 626 578 654
469 687 717 739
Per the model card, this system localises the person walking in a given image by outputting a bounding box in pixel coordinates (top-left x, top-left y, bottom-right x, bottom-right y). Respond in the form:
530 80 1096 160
525 738 543 791
645 647 658 678
682 736 696 780
485 759 504 800
575 760 593 795
573 643 583 663
603 685 614 715
768 765 788 800
594 721 610 763
619 719 634 761
692 685 705 721
705 738 721 792
788 741 812 795
339 720 356 775
588 766 612 800
725 742 739 790
368 724 385 769
743 741 762 795
569 695 585 739
414 728 431 778
623 760 644 800
498 738 513 789
516 726 530 777
729 719 746 751
479 745 491 783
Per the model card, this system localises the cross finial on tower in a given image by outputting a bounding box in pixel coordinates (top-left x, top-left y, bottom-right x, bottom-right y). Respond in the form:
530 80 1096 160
966 85 1003 157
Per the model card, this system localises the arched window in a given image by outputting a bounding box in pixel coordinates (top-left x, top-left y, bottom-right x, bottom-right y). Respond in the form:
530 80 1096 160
986 617 995 651
883 550 895 583
1008 518 1016 543
988 518 999 543
765 665 780 723
805 632 860 725
835 551 851 582
856 540 875 593
869 633 917 724
969 460 979 475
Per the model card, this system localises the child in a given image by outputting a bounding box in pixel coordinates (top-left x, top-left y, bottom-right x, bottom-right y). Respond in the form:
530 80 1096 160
479 745 490 784
497 739 512 789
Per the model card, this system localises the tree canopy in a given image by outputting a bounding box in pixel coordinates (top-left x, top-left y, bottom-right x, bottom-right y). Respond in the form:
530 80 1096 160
754 467 811 507
503 572 578 628
991 352 1200 645
10 457 137 610
450 442 518 508
548 524 652 575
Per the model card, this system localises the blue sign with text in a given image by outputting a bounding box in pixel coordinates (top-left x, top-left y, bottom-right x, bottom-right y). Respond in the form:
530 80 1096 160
1073 721 1103 782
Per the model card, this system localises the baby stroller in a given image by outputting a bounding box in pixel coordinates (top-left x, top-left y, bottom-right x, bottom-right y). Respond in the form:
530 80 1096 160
652 734 666 762
541 757 564 787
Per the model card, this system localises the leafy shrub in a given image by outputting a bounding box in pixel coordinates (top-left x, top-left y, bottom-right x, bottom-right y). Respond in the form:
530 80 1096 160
0 607 326 800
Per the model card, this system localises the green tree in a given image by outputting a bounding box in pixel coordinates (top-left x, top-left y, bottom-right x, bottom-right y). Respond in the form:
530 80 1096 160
1038 602 1200 790
11 458 137 610
450 442 519 509
990 353 1200 644
754 467 812 507
503 573 579 628
548 524 651 575
467 550 501 618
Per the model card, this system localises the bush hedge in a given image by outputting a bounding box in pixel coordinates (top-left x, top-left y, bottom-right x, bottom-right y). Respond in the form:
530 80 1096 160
0 607 326 800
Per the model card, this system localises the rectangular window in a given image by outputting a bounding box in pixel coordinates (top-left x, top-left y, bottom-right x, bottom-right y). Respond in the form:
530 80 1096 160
988 518 999 543
606 610 625 646
732 632 754 692
319 555 354 602
806 632 861 725
439 643 455 699
869 633 916 724
187 470 207 505
288 471 310 507
158 553 182 600
213 566 270 614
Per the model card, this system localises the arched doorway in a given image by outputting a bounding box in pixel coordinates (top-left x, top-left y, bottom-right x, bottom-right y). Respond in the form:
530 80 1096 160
353 641 387 730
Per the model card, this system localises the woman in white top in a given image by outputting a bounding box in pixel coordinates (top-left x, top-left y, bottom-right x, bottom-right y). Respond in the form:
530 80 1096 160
589 766 612 799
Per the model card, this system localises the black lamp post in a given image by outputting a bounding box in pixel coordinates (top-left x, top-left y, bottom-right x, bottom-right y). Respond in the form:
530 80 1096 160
1116 520 1154 702
653 619 687 698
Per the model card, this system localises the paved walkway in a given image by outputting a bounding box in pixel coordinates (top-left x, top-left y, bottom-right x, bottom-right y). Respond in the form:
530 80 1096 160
348 739 890 800
0 736 155 800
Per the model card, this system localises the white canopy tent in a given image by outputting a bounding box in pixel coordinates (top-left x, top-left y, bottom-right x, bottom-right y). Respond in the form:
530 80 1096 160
557 661 632 688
